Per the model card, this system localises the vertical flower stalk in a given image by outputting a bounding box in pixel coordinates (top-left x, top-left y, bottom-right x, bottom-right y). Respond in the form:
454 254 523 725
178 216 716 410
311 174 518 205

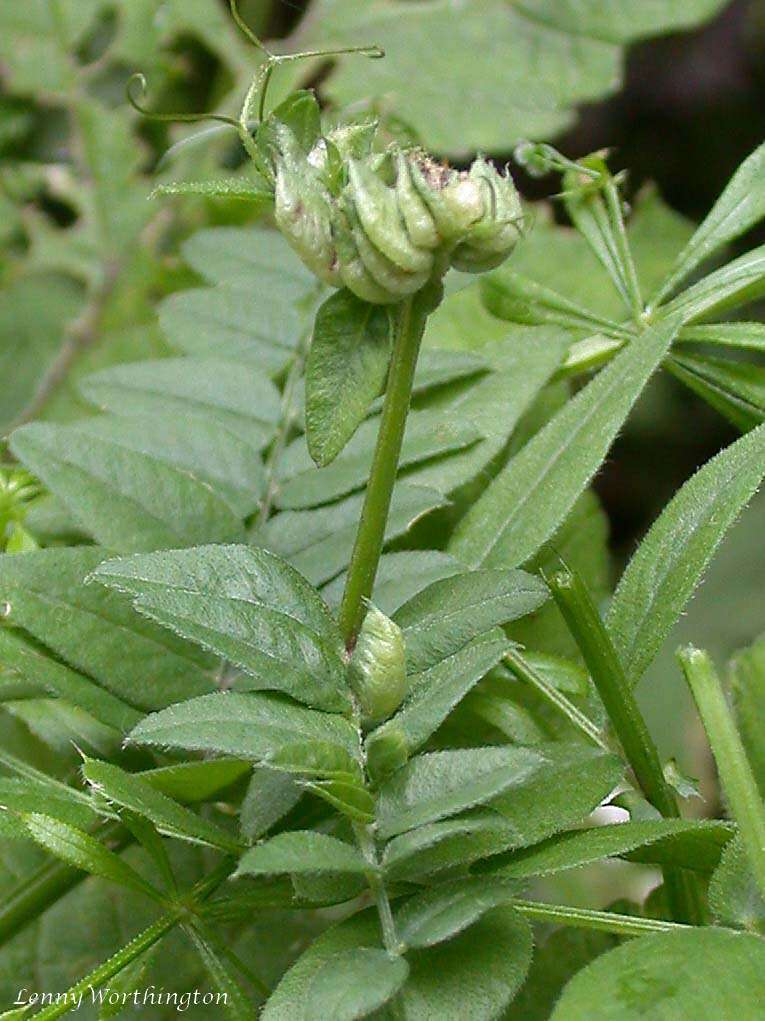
337 286 437 645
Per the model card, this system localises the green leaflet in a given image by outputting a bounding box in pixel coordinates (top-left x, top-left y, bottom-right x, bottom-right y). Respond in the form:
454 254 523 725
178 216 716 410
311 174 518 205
393 568 549 674
663 245 765 323
490 820 734 880
450 316 678 568
72 414 265 518
82 759 242 855
666 352 765 433
10 422 245 554
181 225 316 299
323 551 463 616
140 759 252 805
278 409 481 510
305 290 392 467
262 906 532 1021
93 544 349 713
240 769 301 842
159 284 305 374
236 832 367 878
366 630 511 760
606 424 765 686
184 924 258 1021
550 929 765 1020
383 744 623 880
656 141 765 303
383 812 520 881
679 322 765 352
396 877 521 949
22 814 160 901
709 836 765 933
79 357 281 448
489 744 624 845
256 483 448 587
376 746 544 839
128 691 360 763
304 948 409 1021
0 777 98 833
0 627 141 734
0 547 214 712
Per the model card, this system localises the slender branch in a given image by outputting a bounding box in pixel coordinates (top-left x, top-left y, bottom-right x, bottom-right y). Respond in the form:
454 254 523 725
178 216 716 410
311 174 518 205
338 286 438 645
26 911 182 1021
547 568 704 925
678 646 765 903
504 648 610 751
509 898 692 938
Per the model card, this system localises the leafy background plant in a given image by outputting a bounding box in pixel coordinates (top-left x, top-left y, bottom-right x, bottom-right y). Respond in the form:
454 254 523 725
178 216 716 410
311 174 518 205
2 1 765 1018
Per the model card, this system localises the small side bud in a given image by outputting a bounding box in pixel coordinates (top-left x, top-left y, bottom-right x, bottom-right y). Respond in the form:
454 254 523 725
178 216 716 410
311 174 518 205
366 725 409 783
347 604 407 725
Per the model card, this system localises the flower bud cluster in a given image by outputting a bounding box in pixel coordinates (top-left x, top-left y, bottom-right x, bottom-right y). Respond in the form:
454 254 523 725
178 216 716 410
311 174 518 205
269 120 523 304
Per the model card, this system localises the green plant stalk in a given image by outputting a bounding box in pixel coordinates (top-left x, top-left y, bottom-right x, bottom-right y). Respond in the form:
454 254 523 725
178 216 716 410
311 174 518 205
678 646 765 902
25 860 235 1021
510 898 691 938
548 568 703 925
338 287 438 645
26 912 182 1021
504 648 609 751
353 822 404 956
0 821 131 946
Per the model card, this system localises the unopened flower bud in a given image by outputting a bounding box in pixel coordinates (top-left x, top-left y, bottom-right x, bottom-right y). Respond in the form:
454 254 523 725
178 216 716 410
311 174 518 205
269 119 524 305
347 604 407 725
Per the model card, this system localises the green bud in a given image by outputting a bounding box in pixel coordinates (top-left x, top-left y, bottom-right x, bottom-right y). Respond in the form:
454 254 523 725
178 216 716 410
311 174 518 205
395 152 441 251
345 197 431 299
272 123 341 287
365 725 409 784
331 206 400 305
347 159 434 276
347 604 408 725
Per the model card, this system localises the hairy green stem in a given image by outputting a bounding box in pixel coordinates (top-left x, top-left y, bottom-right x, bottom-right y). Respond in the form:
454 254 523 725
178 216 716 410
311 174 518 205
548 568 703 925
24 860 235 1021
353 822 403 956
26 912 182 1021
510 898 691 938
338 287 438 645
678 646 765 903
504 648 609 751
